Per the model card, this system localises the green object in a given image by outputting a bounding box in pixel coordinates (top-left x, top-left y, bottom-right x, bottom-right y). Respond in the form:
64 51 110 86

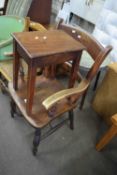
0 15 26 61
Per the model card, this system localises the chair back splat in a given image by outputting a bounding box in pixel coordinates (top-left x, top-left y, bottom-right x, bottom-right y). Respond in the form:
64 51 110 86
57 22 112 109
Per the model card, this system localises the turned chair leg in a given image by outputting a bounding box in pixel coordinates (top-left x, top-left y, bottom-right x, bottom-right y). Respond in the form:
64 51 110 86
32 128 41 156
96 124 117 151
69 110 74 130
10 99 17 118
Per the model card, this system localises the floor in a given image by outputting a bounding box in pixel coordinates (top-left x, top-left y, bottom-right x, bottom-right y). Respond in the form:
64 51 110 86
0 75 117 175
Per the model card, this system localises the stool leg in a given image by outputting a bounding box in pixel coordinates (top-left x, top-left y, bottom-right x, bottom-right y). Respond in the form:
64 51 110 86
32 128 41 156
96 124 117 151
69 110 74 130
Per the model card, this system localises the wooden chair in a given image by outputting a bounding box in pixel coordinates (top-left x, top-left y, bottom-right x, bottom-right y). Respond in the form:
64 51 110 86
96 114 117 151
57 22 112 109
10 25 112 155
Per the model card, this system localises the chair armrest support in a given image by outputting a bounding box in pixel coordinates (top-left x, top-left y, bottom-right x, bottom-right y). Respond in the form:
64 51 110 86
42 79 89 111
0 38 12 48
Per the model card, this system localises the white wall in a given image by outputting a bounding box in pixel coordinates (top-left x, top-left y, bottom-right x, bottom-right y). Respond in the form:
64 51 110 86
0 0 5 8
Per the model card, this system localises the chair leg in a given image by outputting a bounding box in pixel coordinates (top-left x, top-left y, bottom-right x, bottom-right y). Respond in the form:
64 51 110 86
10 99 16 118
32 128 41 156
79 89 88 110
69 110 74 130
96 124 117 151
93 70 101 91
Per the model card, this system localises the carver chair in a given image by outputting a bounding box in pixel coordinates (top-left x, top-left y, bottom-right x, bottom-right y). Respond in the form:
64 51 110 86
9 22 112 156
57 22 112 109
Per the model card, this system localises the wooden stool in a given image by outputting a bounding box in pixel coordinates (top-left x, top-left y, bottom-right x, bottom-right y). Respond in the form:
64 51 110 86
12 30 84 115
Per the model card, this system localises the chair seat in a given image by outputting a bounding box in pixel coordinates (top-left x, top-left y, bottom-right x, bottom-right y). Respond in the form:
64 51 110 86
9 75 76 128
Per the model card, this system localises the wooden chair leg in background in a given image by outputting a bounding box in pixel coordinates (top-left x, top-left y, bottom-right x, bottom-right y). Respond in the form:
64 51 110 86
10 98 17 118
32 128 41 156
79 70 102 110
96 114 117 151
69 109 74 130
79 88 88 110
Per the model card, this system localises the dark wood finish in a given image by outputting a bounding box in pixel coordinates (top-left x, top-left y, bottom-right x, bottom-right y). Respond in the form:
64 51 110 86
57 22 112 109
27 0 52 24
10 29 98 155
12 30 84 115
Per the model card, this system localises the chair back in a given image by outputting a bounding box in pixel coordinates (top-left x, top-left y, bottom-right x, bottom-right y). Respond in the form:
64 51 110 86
58 22 112 82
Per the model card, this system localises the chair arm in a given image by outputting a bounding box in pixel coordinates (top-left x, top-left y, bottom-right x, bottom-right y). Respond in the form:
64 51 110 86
42 79 89 110
0 38 12 48
29 21 47 31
